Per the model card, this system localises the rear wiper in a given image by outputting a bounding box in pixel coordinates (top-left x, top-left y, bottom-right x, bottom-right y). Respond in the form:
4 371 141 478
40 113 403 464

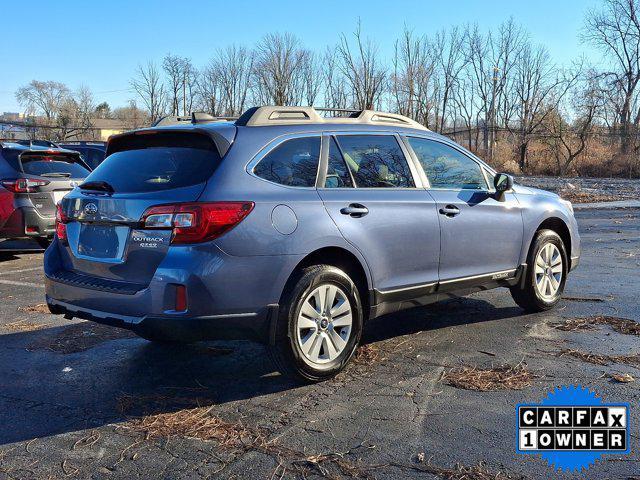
79 180 115 193
40 172 72 178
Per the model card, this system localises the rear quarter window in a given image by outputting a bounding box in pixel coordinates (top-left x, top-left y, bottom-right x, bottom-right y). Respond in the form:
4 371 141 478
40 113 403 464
253 136 320 187
85 132 221 193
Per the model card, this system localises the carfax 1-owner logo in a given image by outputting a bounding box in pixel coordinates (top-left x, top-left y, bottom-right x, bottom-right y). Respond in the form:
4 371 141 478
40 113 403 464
516 385 630 472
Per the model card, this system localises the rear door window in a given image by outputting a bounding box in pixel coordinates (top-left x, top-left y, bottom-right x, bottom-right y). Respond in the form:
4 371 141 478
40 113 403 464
20 153 90 178
335 135 415 188
253 136 320 187
84 132 221 193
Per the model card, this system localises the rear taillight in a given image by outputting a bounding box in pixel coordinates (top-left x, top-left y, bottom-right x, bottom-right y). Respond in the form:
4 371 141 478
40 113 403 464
55 204 68 242
141 202 254 244
1 178 49 193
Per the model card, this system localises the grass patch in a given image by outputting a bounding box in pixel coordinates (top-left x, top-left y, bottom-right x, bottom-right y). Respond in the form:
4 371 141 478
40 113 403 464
553 316 640 336
442 364 536 391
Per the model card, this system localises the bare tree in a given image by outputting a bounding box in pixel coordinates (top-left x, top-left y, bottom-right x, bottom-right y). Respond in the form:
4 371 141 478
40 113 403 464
209 45 254 116
391 29 437 124
322 47 349 109
511 43 576 171
544 70 603 174
114 100 148 130
433 27 468 132
584 0 640 152
337 22 387 110
15 80 70 120
131 61 167 123
254 33 309 105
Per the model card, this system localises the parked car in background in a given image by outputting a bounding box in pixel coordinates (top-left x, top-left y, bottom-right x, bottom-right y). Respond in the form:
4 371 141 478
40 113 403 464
0 141 91 248
59 141 107 170
44 106 580 381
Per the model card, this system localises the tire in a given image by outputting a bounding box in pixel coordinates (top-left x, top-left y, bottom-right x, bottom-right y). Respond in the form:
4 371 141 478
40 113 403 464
510 229 568 312
269 265 363 382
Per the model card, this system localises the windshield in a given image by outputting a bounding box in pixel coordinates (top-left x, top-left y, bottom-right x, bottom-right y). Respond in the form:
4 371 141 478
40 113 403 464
84 146 220 193
20 154 90 178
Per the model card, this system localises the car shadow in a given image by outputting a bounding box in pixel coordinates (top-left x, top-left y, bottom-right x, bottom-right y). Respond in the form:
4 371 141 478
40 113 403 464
0 296 525 445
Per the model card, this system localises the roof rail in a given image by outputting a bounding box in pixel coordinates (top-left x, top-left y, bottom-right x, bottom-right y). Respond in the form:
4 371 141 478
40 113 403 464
235 106 428 130
153 112 238 127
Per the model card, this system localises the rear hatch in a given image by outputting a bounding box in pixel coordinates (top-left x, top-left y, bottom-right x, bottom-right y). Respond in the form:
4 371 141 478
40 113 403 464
57 130 227 285
2 150 90 218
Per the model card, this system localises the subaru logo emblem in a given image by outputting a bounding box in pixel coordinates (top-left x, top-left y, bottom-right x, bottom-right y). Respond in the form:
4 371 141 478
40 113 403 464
84 203 98 215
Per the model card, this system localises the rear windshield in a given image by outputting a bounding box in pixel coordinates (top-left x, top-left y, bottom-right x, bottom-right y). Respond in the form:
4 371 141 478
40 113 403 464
13 152 90 178
85 132 221 193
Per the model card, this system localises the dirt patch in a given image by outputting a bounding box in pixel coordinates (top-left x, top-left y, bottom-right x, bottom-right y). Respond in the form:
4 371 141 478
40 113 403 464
442 364 536 391
4 319 51 332
17 303 50 314
27 321 135 353
553 316 640 335
557 189 620 204
398 460 526 479
559 349 640 367
354 344 380 366
119 405 381 478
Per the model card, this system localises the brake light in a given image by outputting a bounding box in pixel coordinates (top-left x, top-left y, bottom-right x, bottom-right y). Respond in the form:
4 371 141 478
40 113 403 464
55 204 68 242
141 202 254 244
1 178 49 193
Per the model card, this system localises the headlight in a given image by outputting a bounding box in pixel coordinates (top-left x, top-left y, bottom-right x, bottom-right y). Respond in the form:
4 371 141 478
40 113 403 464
560 199 574 214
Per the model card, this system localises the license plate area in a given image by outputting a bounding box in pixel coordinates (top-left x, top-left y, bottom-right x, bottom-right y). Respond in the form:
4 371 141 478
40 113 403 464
77 224 125 259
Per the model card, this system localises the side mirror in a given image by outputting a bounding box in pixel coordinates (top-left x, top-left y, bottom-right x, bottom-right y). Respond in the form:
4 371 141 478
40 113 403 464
494 173 514 195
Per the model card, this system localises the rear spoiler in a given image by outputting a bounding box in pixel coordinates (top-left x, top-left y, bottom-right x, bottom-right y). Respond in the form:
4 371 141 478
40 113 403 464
106 125 237 158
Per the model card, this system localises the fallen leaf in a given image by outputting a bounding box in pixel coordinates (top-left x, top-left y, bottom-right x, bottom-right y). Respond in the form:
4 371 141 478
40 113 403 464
611 373 634 383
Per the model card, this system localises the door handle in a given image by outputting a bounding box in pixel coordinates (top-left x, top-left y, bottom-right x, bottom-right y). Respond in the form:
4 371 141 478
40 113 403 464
340 203 369 217
439 205 460 217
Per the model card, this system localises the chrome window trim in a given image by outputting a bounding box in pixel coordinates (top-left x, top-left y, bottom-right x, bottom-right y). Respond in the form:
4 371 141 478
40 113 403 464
245 132 323 190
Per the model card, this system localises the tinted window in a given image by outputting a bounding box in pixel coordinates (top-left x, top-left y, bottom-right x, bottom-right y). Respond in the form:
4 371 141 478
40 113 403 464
407 137 487 190
336 135 414 188
85 147 220 193
20 154 90 178
324 137 353 188
85 149 106 169
254 136 320 187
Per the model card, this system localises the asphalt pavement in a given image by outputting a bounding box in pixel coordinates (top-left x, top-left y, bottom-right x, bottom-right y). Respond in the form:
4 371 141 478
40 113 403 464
0 207 638 479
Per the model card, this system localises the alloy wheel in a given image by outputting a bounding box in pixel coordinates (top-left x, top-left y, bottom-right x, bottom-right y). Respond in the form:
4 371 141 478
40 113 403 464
534 243 563 300
296 284 353 365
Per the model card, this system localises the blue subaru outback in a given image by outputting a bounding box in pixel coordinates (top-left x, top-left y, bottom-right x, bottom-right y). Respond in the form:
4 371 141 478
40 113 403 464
44 106 580 381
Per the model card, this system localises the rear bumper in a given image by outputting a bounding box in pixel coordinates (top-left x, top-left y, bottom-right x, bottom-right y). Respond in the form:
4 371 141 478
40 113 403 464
44 239 301 343
46 296 275 343
0 207 54 239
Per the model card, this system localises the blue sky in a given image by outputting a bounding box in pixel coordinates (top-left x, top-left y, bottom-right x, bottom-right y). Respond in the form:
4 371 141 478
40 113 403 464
0 0 602 112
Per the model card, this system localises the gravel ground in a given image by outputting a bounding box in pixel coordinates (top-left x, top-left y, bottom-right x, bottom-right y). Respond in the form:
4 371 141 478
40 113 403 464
0 207 638 479
518 176 640 202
